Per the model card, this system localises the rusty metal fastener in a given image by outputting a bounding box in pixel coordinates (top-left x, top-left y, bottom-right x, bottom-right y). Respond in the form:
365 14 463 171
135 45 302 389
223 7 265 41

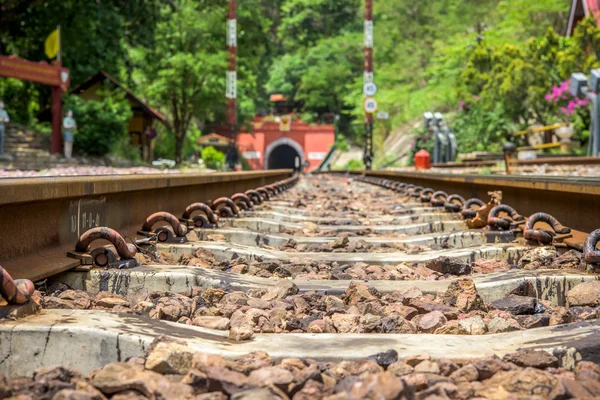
232 193 253 209
143 212 188 237
411 186 424 198
584 229 600 264
523 212 571 245
75 227 137 259
430 191 448 207
462 198 485 219
444 194 466 213
0 265 35 305
212 197 240 217
182 203 218 226
487 205 524 231
245 190 263 204
256 187 270 201
420 188 434 203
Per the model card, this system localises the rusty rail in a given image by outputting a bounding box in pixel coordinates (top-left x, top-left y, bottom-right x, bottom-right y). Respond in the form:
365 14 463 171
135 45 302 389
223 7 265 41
335 171 600 234
0 170 293 281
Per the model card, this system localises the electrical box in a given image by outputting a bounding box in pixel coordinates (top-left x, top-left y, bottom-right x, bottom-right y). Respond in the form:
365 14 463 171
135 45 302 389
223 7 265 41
570 72 588 98
423 112 433 128
434 112 443 125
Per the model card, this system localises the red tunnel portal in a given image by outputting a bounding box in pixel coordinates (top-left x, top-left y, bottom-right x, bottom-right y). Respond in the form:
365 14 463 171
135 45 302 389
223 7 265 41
236 116 335 171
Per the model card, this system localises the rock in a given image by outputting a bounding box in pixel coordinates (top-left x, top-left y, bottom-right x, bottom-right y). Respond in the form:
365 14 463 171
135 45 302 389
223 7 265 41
182 369 209 391
404 354 431 367
503 349 559 369
192 316 231 330
229 322 254 341
566 281 600 307
367 349 398 368
149 295 192 321
192 354 228 373
329 236 349 250
387 361 414 376
549 306 571 326
261 280 299 301
231 387 288 399
416 311 447 333
331 313 359 333
58 290 95 309
475 368 566 399
442 278 487 312
434 321 469 335
490 295 537 315
201 288 227 304
520 314 550 329
205 366 250 395
91 362 165 398
408 300 459 319
145 341 194 375
228 351 274 374
486 317 521 333
551 250 584 270
414 360 440 374
450 364 479 382
221 292 250 306
471 357 510 380
472 259 510 274
349 371 407 400
426 256 472 275
43 297 75 309
344 281 376 305
458 315 487 335
517 246 559 269
247 366 294 390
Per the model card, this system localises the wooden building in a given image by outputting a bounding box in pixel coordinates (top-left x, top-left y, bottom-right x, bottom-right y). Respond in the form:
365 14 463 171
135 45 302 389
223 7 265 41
567 0 600 36
71 71 172 161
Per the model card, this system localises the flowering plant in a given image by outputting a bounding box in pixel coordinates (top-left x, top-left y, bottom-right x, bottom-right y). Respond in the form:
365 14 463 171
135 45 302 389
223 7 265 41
544 80 589 122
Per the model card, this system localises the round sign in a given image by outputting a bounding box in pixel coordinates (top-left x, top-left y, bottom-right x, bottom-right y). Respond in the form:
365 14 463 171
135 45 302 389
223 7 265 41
363 82 378 96
363 97 378 114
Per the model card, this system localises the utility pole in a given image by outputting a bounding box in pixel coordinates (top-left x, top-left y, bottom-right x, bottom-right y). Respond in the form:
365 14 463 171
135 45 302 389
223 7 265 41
363 0 374 170
226 0 238 170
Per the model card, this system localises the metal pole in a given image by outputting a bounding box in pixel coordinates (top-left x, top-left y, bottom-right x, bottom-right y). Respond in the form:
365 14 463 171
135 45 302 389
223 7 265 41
226 0 238 170
363 0 374 170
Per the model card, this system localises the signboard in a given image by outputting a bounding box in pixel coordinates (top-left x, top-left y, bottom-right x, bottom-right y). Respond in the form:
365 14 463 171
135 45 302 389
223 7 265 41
0 55 70 92
376 112 389 120
363 97 378 114
242 151 261 159
363 82 378 96
279 115 291 131
308 152 327 160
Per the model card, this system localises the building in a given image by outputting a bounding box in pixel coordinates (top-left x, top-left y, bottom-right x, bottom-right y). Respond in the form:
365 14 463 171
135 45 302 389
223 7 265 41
196 133 231 152
567 0 600 36
236 115 335 171
71 71 172 161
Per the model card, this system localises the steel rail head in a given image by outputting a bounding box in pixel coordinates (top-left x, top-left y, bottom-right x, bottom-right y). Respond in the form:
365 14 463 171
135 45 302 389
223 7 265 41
444 194 466 213
419 188 434 202
143 212 188 237
182 203 218 224
524 212 571 245
487 204 524 231
430 191 449 207
75 227 137 259
245 190 263 204
212 197 240 217
231 193 253 209
462 198 485 219
0 265 34 305
256 187 270 201
584 229 600 264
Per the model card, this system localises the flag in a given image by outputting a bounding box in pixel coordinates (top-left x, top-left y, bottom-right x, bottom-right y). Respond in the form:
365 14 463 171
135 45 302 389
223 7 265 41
45 28 59 60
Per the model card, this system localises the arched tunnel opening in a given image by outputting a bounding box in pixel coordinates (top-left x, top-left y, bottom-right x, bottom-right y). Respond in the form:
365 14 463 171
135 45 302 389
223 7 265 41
267 144 301 170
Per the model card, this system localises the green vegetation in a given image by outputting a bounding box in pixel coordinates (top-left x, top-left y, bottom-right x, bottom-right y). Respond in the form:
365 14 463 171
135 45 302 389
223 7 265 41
201 146 226 170
63 93 131 156
2 0 598 163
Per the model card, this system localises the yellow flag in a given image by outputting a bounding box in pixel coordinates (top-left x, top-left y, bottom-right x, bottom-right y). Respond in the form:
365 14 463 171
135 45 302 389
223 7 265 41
45 29 59 59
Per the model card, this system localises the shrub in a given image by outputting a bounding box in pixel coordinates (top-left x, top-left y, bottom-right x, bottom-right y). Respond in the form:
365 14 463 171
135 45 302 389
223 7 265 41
201 146 226 170
64 92 132 156
344 158 364 170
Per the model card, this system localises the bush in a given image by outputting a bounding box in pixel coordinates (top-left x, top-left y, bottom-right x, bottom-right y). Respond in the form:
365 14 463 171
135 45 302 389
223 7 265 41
201 146 226 170
111 134 142 163
344 158 364 170
64 92 132 156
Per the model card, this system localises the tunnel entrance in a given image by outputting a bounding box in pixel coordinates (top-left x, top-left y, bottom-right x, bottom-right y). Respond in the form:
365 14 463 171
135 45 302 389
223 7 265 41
267 144 301 170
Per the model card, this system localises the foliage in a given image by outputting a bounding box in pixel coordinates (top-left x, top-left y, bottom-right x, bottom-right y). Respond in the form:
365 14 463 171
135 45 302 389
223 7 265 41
334 135 349 152
201 146 226 170
111 134 142 163
344 158 363 170
63 93 131 156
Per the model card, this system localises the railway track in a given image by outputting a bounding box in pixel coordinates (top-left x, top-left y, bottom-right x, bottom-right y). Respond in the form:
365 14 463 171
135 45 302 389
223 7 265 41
1 171 600 398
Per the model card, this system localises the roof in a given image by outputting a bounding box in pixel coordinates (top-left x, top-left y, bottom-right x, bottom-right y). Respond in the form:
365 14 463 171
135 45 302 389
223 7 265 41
269 94 287 102
567 0 600 36
197 133 232 146
71 71 173 130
